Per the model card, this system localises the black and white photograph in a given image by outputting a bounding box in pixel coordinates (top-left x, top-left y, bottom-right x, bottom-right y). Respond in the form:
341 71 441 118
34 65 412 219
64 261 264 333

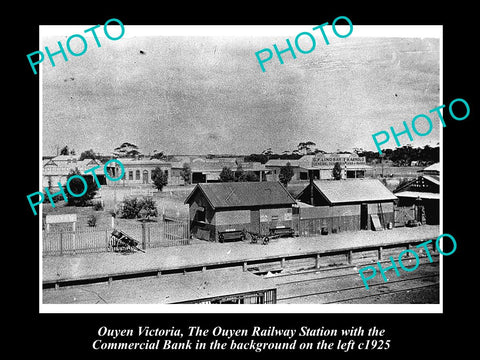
15 7 476 356
38 25 442 310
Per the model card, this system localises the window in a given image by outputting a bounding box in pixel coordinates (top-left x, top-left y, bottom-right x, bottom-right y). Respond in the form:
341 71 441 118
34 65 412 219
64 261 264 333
129 170 133 180
136 170 140 180
300 172 308 180
164 169 169 178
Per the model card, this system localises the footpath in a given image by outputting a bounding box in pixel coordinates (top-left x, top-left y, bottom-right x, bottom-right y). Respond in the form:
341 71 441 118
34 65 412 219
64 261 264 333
42 225 440 285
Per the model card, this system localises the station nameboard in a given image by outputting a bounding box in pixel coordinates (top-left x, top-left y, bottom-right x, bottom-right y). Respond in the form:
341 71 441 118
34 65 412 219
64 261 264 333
45 214 77 224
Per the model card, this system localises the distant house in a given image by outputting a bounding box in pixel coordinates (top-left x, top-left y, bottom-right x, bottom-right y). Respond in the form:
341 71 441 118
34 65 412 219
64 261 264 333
189 158 267 183
295 179 397 233
42 155 105 189
184 182 297 241
112 158 173 186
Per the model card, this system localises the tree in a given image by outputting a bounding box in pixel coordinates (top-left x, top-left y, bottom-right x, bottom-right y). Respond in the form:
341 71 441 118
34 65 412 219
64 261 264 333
79 149 97 161
65 168 98 206
114 142 141 158
119 197 143 219
151 150 166 160
244 171 259 182
234 164 246 182
151 166 168 191
332 162 342 180
60 146 69 155
180 163 192 184
297 141 316 155
279 162 294 187
219 167 235 182
119 197 158 219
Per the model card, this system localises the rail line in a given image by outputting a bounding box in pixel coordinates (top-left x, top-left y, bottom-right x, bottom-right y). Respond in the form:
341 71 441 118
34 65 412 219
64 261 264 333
275 261 439 303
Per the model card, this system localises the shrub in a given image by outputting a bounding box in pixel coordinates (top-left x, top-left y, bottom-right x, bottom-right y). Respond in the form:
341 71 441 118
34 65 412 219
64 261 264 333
138 197 158 218
92 201 104 211
87 214 97 227
119 197 143 219
119 197 158 219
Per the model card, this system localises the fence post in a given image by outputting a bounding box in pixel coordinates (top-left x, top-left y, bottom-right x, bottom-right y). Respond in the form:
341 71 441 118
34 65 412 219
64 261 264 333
141 222 147 250
59 231 63 256
105 229 109 252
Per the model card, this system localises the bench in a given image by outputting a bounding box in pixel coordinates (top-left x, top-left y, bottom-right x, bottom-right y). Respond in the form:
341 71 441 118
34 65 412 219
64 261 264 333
269 227 295 237
218 229 246 243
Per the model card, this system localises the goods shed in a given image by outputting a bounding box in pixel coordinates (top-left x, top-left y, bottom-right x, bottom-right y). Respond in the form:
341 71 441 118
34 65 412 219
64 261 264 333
295 179 397 235
184 182 297 242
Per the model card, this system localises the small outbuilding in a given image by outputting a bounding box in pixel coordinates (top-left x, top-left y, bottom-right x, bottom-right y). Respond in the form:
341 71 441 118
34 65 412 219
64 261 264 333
184 182 297 241
295 179 397 234
393 175 440 225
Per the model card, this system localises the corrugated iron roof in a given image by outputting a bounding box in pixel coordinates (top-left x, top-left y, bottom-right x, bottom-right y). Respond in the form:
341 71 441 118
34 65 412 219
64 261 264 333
311 179 397 204
394 191 440 200
185 181 296 208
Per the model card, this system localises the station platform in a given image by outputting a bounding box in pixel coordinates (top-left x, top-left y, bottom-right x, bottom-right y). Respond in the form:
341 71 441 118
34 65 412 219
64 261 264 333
42 225 440 286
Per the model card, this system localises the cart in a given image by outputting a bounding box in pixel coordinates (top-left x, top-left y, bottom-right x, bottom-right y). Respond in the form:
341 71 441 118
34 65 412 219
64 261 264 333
110 229 145 253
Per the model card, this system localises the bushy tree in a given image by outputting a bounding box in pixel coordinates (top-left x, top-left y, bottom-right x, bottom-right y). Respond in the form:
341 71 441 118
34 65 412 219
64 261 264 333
119 197 143 219
234 164 246 182
180 163 192 184
332 162 342 180
79 149 97 160
65 168 98 206
151 167 168 191
279 162 294 187
219 167 235 182
119 197 158 219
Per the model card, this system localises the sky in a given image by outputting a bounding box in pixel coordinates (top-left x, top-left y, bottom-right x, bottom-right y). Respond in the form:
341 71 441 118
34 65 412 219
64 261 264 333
41 25 440 157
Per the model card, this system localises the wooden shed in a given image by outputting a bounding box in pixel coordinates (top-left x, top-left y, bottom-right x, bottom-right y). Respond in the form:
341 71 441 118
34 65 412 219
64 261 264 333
184 182 297 242
393 175 440 225
295 179 397 234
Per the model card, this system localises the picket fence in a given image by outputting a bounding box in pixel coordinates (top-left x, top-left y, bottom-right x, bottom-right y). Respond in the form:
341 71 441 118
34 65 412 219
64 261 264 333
43 218 190 256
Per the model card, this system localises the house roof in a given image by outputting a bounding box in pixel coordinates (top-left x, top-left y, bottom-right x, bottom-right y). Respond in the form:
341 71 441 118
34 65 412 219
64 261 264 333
184 181 296 209
300 179 397 205
394 191 440 200
393 175 439 194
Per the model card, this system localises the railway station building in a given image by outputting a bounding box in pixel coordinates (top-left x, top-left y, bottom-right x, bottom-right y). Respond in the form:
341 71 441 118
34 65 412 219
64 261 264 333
189 158 267 184
184 182 297 242
295 179 397 235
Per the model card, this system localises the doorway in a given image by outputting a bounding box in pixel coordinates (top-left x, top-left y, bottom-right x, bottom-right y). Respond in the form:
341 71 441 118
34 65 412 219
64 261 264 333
360 203 368 230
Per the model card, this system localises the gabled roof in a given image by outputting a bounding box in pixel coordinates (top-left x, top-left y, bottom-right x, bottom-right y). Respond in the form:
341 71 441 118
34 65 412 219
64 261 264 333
184 182 296 209
298 179 397 205
393 175 439 194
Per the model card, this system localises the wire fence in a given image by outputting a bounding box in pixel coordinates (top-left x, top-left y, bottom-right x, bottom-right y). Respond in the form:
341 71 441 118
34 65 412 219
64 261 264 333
42 218 190 256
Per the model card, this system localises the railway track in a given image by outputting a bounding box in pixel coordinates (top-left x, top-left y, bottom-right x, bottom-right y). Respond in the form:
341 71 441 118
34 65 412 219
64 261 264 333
274 260 439 304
